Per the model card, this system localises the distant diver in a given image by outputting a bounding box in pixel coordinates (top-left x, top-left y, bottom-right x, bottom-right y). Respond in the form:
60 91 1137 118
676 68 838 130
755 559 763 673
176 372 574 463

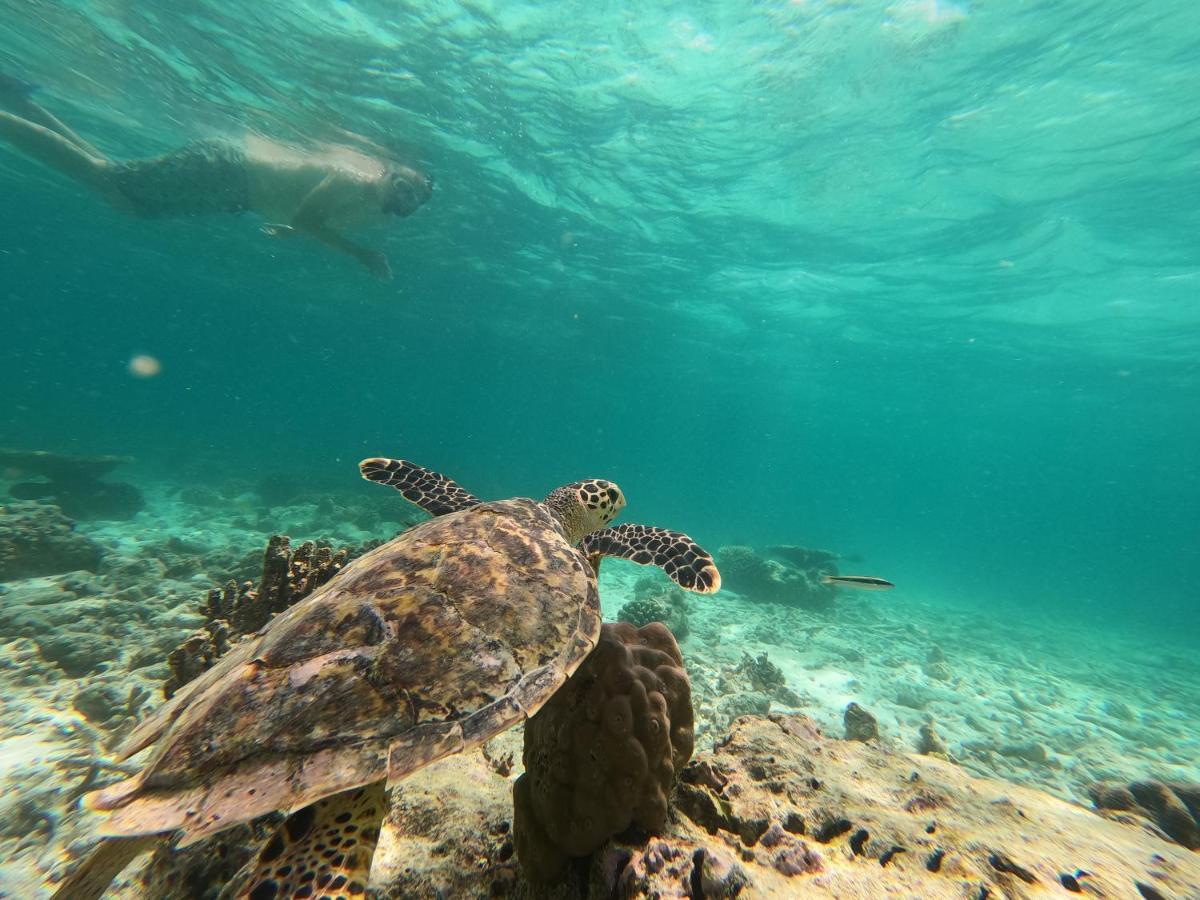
0 74 431 279
821 575 895 590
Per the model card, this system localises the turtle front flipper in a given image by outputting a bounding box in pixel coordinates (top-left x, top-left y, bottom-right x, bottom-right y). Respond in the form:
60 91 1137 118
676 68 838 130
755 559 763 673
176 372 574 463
359 458 481 516
581 524 721 594
230 781 386 900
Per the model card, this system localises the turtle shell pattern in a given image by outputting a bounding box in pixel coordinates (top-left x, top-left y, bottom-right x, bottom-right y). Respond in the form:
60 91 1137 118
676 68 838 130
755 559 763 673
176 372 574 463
90 499 600 846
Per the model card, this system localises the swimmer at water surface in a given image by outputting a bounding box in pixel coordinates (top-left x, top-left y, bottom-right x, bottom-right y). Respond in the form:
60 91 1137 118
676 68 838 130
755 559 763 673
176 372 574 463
0 74 431 279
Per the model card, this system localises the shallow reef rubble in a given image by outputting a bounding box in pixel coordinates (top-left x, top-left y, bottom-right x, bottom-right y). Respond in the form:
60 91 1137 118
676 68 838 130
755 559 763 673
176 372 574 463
332 714 1200 898
0 567 200 683
714 544 837 610
174 476 426 539
0 448 144 520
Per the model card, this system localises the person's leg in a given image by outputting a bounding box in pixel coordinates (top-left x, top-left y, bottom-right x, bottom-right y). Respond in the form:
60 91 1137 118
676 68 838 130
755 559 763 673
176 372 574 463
0 75 107 159
0 109 113 194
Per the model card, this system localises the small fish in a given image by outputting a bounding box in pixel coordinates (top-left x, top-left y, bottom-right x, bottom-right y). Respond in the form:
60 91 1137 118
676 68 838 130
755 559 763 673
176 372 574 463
821 575 894 591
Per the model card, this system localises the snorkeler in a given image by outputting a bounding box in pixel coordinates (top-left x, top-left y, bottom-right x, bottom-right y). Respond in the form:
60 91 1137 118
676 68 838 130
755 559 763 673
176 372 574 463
0 75 431 279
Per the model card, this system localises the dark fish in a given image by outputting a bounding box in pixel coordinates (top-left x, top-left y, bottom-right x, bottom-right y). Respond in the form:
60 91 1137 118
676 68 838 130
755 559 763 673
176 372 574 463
821 575 894 591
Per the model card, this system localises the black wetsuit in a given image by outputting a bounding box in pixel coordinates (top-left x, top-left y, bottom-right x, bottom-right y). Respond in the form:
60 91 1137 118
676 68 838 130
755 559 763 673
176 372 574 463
108 139 250 217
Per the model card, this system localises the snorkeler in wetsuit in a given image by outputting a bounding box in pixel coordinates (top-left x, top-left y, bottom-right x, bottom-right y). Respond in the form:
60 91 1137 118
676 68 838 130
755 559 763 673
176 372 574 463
0 75 431 279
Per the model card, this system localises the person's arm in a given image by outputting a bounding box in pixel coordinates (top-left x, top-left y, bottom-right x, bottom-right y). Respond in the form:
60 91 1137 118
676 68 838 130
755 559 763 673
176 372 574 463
277 174 391 279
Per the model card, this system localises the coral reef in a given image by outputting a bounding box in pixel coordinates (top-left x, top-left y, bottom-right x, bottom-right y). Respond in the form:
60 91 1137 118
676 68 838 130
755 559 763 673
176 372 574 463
372 713 1200 898
616 574 690 639
715 545 835 610
513 621 694 882
1091 779 1200 850
0 448 144 520
162 535 355 698
0 501 104 581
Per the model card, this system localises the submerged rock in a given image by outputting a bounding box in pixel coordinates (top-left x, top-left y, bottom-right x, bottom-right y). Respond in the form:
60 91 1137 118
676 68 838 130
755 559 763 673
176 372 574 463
0 501 103 581
715 545 835 610
917 720 949 757
843 702 879 741
1092 779 1200 850
0 447 143 520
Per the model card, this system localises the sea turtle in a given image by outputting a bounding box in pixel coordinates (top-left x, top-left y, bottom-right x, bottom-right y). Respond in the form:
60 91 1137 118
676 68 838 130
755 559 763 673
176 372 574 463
54 458 720 900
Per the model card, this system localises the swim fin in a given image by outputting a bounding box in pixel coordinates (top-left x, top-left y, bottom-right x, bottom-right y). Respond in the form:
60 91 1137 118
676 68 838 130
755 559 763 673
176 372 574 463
0 72 38 102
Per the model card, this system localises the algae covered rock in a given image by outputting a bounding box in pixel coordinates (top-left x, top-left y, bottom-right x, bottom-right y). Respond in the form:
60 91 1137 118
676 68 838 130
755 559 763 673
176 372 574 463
843 702 879 741
0 501 103 580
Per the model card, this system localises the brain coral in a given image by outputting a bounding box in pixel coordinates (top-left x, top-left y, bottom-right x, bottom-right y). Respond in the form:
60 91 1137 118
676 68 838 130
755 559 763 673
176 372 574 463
513 620 694 882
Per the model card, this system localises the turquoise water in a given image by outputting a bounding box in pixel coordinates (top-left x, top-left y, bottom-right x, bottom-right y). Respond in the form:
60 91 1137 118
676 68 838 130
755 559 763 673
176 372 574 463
2 1 1200 895
7 1 1195 635
2 3 1198 620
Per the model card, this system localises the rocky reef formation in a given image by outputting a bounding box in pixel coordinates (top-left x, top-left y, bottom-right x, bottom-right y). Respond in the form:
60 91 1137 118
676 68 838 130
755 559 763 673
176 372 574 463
0 501 103 581
715 545 836 610
163 535 358 698
0 448 143 520
0 569 192 681
616 574 690 640
670 715 1200 897
370 714 1200 898
514 621 694 882
1091 778 1200 850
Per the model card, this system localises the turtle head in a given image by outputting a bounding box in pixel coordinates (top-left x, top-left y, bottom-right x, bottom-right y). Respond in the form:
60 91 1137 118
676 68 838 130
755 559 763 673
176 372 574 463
544 479 626 545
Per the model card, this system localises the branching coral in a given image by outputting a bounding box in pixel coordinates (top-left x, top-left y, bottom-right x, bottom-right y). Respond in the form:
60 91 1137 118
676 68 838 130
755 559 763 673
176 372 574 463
161 535 355 698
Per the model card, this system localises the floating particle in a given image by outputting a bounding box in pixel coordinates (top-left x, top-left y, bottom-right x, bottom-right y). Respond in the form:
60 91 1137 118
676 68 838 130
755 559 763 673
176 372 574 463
128 354 162 378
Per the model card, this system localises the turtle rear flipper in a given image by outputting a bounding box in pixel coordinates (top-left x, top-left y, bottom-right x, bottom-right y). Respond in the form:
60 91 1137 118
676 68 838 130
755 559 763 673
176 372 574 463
581 524 721 594
49 835 158 900
229 782 386 900
359 458 481 516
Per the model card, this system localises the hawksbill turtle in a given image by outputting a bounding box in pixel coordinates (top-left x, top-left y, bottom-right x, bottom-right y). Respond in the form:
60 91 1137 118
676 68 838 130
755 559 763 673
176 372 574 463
53 458 720 900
